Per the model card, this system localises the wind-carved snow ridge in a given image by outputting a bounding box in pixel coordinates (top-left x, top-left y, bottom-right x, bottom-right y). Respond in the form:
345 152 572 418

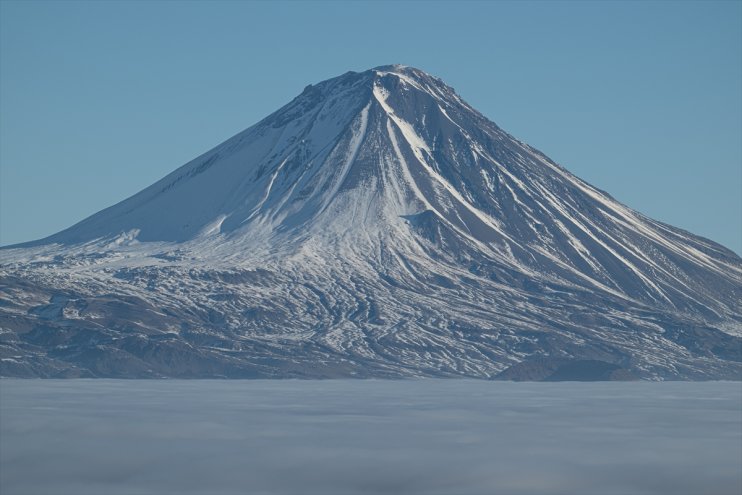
320 102 370 213
1 65 740 380
373 81 514 247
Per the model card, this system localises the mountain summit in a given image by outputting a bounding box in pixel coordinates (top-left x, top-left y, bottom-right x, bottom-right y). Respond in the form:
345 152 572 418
2 66 740 379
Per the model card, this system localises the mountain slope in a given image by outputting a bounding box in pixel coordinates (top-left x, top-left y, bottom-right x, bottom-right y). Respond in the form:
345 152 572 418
2 65 740 379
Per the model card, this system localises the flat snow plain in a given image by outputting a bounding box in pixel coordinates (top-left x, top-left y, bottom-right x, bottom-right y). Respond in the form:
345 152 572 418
1 380 740 495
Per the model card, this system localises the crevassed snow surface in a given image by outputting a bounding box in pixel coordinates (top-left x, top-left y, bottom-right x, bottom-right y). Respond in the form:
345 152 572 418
0 65 740 379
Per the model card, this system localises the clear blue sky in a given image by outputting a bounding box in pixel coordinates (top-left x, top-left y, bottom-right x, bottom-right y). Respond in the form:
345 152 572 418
1 0 740 253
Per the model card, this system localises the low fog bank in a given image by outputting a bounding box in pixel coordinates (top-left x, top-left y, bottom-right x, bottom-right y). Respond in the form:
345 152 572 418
1 380 740 495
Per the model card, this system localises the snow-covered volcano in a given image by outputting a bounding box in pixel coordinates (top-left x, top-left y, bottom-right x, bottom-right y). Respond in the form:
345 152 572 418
2 65 740 379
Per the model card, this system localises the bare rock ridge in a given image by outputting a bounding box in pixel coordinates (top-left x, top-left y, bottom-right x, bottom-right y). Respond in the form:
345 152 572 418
1 65 740 379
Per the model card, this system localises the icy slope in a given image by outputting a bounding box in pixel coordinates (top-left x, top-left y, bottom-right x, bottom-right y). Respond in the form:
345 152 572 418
2 65 740 379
